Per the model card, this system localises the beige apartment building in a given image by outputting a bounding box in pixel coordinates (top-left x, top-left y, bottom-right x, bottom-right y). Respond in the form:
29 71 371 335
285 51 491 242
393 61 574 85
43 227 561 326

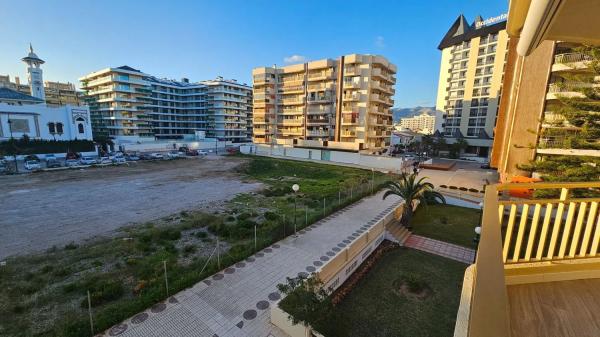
252 54 396 153
435 14 509 157
0 75 81 107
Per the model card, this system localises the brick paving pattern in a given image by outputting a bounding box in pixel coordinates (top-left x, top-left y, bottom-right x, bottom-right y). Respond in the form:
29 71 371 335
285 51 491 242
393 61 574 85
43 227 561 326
100 192 402 337
404 234 476 264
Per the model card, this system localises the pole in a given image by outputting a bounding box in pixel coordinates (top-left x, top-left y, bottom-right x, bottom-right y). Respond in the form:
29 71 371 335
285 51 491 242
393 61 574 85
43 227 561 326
323 198 326 217
294 193 297 236
216 237 220 269
254 225 257 251
305 206 308 226
215 140 218 155
371 169 374 194
338 190 341 205
283 214 286 237
163 260 169 296
350 186 353 199
87 290 94 336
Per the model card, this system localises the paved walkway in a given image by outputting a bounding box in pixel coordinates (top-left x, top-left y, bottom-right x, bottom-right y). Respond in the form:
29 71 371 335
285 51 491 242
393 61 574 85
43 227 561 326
404 234 476 264
101 192 402 337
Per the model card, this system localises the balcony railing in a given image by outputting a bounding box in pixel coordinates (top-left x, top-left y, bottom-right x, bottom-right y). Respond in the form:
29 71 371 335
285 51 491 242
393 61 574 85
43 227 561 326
460 181 600 337
554 52 592 65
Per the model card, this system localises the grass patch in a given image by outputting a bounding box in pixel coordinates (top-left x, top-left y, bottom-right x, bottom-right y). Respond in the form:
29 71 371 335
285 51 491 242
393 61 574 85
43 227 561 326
0 155 391 337
320 248 467 337
410 204 480 248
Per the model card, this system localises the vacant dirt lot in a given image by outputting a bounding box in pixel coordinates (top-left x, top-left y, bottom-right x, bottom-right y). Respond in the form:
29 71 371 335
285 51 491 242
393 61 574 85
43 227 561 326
0 156 262 259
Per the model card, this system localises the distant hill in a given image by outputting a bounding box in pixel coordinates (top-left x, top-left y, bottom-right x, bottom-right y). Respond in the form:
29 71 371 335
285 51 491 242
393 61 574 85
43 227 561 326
391 106 436 122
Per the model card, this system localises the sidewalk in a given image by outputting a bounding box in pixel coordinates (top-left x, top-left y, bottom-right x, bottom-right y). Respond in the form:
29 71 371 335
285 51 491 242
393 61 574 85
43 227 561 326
101 192 402 337
404 234 476 264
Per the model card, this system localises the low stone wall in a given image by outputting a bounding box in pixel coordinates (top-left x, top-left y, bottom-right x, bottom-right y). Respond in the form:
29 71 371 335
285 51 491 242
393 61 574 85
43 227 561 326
270 199 403 336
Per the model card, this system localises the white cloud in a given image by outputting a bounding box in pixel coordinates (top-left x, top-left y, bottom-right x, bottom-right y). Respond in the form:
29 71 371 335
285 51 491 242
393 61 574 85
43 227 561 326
283 55 306 64
374 36 385 48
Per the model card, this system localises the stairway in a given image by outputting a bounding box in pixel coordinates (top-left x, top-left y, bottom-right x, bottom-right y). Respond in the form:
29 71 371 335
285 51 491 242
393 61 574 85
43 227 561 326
385 221 411 245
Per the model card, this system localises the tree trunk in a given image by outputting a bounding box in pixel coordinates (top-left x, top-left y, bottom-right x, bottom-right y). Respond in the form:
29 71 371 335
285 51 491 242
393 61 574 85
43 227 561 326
401 202 414 229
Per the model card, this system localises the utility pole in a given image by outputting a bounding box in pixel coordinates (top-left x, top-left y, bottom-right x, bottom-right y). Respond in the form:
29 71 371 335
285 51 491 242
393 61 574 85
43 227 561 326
87 290 94 336
163 260 169 296
216 237 220 269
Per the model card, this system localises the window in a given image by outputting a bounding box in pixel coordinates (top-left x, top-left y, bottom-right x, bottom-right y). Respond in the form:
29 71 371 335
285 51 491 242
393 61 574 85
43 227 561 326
56 123 64 134
48 122 56 134
78 123 85 134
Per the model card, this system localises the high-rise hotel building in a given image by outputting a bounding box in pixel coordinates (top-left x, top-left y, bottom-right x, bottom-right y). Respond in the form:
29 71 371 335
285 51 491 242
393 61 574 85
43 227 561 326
80 66 252 142
252 54 396 153
435 14 509 157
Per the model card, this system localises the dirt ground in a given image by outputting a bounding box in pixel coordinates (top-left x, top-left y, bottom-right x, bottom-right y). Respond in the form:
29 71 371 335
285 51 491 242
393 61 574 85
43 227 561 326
0 156 262 259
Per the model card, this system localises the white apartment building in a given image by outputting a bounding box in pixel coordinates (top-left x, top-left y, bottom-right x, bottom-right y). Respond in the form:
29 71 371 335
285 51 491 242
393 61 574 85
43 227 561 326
398 112 436 134
80 66 252 142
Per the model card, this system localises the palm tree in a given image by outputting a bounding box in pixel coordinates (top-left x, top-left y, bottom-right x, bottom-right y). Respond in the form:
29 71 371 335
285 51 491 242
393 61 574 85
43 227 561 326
382 173 446 228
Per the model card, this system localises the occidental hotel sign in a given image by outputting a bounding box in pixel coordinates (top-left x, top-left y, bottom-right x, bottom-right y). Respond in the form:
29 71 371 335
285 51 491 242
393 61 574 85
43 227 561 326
475 13 508 29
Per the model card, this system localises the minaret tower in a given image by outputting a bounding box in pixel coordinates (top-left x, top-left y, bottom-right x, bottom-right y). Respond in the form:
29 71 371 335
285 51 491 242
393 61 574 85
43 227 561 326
21 43 46 101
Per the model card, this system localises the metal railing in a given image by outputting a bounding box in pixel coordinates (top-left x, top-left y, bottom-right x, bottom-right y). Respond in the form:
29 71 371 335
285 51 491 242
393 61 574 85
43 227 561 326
554 52 592 65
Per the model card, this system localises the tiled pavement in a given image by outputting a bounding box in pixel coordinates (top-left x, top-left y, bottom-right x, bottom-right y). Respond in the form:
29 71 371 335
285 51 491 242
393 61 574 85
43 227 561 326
404 234 476 264
101 192 402 337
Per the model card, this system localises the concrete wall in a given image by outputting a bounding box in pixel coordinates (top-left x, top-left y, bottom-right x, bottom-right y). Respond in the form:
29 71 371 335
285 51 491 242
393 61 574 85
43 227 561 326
241 144 410 172
270 199 402 337
119 139 233 153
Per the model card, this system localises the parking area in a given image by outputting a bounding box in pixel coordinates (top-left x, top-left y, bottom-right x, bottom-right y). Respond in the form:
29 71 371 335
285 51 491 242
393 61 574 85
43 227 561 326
0 155 262 259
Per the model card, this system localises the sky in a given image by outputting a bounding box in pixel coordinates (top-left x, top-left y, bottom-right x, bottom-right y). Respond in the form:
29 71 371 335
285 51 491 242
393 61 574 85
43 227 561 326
0 0 507 108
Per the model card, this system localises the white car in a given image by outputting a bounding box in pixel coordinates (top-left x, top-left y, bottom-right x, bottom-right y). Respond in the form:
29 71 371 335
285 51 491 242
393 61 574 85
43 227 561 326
79 156 96 165
113 156 127 164
97 157 112 165
149 153 164 160
166 151 184 159
65 159 80 167
197 150 208 156
24 160 42 171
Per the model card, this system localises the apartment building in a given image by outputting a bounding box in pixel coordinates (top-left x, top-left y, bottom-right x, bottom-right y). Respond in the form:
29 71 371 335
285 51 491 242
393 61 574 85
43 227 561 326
398 112 436 134
0 76 82 107
252 54 396 153
492 39 600 181
80 66 252 142
435 14 509 157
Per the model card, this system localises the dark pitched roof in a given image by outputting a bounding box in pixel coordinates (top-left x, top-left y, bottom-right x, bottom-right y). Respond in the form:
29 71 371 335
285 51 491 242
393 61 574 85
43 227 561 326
438 15 506 50
116 65 141 73
0 87 44 102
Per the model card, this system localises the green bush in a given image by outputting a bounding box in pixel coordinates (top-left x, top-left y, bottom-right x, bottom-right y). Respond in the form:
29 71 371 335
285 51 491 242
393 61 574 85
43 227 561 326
403 273 428 293
264 211 279 221
64 242 78 250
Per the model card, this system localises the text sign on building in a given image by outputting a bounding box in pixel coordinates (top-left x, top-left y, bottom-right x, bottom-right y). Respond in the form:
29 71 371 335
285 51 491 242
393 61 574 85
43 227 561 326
475 13 508 29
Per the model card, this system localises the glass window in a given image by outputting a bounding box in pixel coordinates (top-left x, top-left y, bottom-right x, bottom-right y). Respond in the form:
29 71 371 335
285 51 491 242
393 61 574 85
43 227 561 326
48 122 56 134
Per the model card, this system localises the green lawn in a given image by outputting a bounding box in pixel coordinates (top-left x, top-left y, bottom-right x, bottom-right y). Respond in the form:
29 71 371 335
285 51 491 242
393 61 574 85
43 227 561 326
410 204 480 248
320 248 467 337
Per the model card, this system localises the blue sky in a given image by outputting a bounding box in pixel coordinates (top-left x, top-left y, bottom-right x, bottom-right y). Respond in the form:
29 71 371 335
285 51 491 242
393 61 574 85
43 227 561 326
0 0 507 107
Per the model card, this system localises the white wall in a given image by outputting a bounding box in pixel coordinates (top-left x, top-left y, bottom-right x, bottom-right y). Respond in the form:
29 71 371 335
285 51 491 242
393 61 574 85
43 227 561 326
245 144 410 172
119 139 233 153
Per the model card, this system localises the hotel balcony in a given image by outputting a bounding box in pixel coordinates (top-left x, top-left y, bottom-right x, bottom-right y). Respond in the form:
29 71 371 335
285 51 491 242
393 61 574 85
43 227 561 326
306 118 329 125
370 94 393 106
278 129 303 136
343 79 361 89
278 85 304 94
343 92 361 101
280 97 305 106
344 66 360 76
306 130 331 137
341 118 358 126
307 70 335 81
371 68 395 83
307 96 333 104
546 83 592 100
280 109 304 115
455 182 600 337
307 83 334 92
552 52 592 72
278 119 304 126
341 130 357 137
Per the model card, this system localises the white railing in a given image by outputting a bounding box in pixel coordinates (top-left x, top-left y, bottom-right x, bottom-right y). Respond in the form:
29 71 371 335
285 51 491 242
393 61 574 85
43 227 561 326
554 52 592 65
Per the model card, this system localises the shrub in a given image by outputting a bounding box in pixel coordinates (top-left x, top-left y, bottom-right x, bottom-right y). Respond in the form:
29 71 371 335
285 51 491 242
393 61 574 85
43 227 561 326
440 216 448 225
183 245 196 255
64 242 78 250
439 184 448 188
194 231 208 239
237 212 252 221
469 188 479 193
449 186 458 190
459 187 468 191
264 211 279 221
403 273 428 293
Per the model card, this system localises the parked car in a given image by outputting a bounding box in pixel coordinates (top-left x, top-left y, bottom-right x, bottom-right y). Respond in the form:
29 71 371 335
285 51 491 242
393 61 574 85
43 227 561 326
113 156 127 164
149 153 164 160
166 150 184 159
179 147 198 156
108 151 124 160
124 153 140 161
45 154 62 168
138 153 152 160
197 150 208 156
480 162 491 169
65 159 80 167
0 157 7 173
24 160 42 171
79 156 96 165
97 157 112 165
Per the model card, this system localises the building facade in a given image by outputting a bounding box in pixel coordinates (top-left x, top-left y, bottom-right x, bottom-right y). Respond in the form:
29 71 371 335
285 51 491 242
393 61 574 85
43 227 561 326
491 39 600 181
398 112 436 134
252 54 396 153
0 87 92 141
435 15 509 157
80 66 252 142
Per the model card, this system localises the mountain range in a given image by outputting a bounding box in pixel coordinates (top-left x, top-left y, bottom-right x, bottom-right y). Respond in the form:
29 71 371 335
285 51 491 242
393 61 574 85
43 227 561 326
391 106 436 122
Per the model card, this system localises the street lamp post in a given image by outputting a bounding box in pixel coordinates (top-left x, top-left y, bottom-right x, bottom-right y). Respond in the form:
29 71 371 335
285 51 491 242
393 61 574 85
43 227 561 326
292 184 299 236
371 168 375 194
